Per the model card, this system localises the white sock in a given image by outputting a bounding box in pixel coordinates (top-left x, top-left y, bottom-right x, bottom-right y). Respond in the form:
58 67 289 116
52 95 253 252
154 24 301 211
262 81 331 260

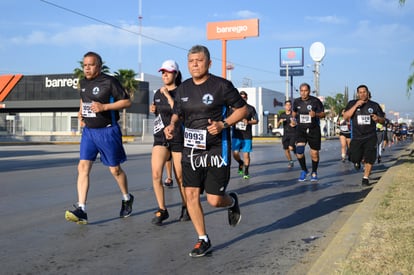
198 235 209 242
78 203 86 211
123 193 130 201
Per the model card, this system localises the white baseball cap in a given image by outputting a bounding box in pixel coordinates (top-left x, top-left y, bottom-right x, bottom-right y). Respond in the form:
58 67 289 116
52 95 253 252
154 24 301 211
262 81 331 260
158 60 179 73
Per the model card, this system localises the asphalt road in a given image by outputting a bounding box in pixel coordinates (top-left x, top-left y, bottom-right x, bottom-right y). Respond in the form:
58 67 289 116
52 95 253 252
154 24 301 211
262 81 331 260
0 139 406 275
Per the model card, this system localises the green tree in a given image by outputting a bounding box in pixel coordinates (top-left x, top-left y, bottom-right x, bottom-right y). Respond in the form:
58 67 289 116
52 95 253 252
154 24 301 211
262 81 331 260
113 69 139 135
323 92 347 119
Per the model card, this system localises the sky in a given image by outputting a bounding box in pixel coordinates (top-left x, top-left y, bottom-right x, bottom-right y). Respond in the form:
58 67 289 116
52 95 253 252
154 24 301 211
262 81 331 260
1 0 414 119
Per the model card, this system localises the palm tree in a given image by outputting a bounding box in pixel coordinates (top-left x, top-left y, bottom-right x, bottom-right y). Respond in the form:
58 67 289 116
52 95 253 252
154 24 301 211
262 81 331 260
113 69 139 135
324 92 347 119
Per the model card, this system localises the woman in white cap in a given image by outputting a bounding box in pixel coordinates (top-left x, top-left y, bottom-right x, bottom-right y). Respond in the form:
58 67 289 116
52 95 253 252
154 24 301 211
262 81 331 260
149 60 189 225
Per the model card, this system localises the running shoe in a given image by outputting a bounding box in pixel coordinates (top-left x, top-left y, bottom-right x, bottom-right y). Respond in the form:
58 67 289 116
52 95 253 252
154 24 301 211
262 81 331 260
310 172 318 182
179 206 191 221
189 238 212 258
120 194 134 218
298 170 309 182
354 162 361 171
65 205 88 224
377 156 381 163
152 208 169 225
164 178 173 187
228 192 241 227
288 160 294 168
243 173 250 179
238 161 244 175
361 177 370 186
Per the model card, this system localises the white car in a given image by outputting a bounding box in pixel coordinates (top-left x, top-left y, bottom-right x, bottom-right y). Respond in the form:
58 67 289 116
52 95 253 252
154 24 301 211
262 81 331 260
272 126 284 137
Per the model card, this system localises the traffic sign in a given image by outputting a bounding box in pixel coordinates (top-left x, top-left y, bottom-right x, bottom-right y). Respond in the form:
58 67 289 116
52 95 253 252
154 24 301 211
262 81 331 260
280 68 304 77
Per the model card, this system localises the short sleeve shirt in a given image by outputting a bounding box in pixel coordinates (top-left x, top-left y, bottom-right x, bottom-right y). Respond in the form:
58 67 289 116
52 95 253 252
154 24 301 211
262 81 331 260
232 104 258 140
153 88 183 144
279 111 296 136
80 73 130 128
174 74 246 164
345 99 385 140
292 95 324 129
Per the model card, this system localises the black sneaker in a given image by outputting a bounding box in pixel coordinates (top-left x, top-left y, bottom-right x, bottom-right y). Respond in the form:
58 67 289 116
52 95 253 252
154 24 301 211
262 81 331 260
228 192 241 227
120 194 134 218
152 208 169 225
164 178 173 188
179 206 191 221
189 238 212 258
377 156 381 163
362 178 370 186
354 162 361 171
65 205 88 224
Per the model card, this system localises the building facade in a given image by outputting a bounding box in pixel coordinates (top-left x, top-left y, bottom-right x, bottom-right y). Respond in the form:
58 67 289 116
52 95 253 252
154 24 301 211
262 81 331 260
0 73 149 137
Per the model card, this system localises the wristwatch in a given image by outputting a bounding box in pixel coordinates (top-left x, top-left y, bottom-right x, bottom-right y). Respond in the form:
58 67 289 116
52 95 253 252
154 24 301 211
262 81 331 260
222 120 229 129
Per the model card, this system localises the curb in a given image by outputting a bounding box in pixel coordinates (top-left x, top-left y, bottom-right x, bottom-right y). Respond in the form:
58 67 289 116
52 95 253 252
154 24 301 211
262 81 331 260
307 142 414 274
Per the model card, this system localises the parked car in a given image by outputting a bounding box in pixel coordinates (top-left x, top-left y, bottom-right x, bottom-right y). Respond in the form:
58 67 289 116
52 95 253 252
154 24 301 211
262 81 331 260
272 125 284 137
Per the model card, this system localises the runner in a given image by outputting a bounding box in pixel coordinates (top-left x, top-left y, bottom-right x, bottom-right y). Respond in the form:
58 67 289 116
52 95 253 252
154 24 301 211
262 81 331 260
232 91 258 179
291 83 326 182
277 100 296 168
149 60 189 225
343 84 385 186
164 45 247 257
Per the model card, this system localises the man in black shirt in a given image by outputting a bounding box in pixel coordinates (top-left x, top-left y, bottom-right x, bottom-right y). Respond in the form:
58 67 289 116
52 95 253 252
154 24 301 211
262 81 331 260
343 84 385 186
164 45 247 257
232 91 258 179
277 100 296 168
291 83 325 182
65 52 134 224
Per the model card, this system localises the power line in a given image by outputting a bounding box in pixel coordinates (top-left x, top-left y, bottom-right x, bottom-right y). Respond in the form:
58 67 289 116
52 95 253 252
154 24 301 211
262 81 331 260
39 0 277 76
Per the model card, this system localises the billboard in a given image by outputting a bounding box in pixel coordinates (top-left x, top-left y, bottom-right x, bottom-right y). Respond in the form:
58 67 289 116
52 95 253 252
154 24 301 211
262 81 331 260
280 47 304 67
207 19 259 40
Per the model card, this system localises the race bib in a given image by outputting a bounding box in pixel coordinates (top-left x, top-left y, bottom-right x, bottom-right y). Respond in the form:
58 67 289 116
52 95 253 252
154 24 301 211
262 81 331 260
153 115 165 134
81 102 96 118
299 114 311 124
340 125 349 132
357 115 371 125
235 121 247 131
184 128 207 150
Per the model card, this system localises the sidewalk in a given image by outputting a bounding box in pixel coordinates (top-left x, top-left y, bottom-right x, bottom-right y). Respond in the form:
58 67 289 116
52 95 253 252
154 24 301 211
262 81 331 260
307 141 414 274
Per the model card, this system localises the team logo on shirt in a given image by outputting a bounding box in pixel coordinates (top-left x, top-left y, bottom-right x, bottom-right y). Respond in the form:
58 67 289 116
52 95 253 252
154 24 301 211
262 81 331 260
93 87 100 95
202 94 214 105
181 97 189 102
368 108 373 114
307 105 312 111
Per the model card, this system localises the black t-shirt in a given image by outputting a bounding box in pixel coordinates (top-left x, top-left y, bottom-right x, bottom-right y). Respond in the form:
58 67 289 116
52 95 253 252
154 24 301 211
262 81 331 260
279 111 296 136
153 88 183 144
232 104 258 140
174 74 246 163
79 73 130 128
345 99 385 140
292 95 324 129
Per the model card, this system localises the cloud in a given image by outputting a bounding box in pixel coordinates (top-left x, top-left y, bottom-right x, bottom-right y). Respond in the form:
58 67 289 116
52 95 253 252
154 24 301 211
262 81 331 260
6 23 204 48
305 15 347 24
234 10 260 19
